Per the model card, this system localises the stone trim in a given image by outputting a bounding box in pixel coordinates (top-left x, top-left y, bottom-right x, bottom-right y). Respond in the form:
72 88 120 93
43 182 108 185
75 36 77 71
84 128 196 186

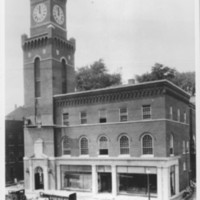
54 80 190 108
23 57 74 68
55 87 164 107
22 35 74 51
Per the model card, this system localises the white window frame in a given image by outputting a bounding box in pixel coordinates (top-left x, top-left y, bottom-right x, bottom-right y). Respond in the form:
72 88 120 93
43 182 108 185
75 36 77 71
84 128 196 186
119 135 130 155
182 140 186 154
183 162 186 171
141 134 154 156
99 109 107 123
170 106 173 120
62 113 69 126
62 137 71 156
170 134 174 156
177 109 180 122
119 107 128 122
186 141 189 153
98 136 109 155
184 112 187 123
80 111 87 124
142 105 152 120
79 137 89 155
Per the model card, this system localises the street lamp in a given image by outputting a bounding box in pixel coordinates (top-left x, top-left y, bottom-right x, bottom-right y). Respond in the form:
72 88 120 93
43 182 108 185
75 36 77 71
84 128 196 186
146 169 151 200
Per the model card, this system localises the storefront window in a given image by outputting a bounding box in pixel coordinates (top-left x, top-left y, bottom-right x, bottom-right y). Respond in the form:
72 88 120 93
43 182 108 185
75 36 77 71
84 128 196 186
61 165 92 192
118 173 157 195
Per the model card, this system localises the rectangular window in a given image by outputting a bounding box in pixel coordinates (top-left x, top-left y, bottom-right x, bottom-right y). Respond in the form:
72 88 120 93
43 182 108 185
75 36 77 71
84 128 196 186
63 113 69 126
182 140 186 154
99 109 107 123
80 111 87 124
186 141 189 153
177 109 180 122
142 105 151 119
170 106 173 120
183 162 186 171
184 112 187 123
120 107 128 122
170 135 174 155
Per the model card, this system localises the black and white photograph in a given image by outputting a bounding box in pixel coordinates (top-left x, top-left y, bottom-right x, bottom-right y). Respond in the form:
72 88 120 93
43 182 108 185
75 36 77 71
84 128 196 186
3 0 199 200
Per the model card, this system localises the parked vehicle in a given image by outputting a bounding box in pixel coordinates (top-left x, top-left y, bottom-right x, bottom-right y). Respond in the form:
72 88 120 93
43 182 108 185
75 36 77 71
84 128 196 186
182 186 194 199
40 192 76 200
6 189 26 200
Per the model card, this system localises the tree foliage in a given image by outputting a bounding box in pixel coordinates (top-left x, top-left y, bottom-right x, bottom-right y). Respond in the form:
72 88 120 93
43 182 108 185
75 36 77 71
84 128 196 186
76 59 122 91
136 63 195 95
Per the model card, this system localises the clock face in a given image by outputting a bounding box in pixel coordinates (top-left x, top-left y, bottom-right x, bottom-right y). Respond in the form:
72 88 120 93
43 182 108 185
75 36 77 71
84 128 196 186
53 5 65 25
33 3 47 23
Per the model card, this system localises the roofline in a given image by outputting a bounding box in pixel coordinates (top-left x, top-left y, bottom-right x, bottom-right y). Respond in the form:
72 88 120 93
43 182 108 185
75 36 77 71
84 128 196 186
54 79 190 98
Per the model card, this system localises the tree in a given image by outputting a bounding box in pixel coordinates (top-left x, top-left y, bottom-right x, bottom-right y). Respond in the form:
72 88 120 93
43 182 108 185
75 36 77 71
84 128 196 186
136 63 195 95
76 59 122 91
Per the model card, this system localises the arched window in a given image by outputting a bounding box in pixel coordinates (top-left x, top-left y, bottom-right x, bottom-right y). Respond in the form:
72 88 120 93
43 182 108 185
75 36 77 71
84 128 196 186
99 136 108 155
34 58 41 98
62 137 70 155
62 59 67 94
35 167 44 190
142 134 153 155
120 135 129 154
170 134 174 155
80 137 89 155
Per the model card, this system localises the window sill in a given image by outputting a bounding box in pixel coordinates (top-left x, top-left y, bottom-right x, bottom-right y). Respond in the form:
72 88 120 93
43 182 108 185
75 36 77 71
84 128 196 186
118 154 130 157
79 155 89 157
62 155 71 157
141 155 154 158
98 155 109 158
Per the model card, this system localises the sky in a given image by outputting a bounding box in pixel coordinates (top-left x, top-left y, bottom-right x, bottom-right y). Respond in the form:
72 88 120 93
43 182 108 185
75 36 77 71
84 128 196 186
5 0 196 114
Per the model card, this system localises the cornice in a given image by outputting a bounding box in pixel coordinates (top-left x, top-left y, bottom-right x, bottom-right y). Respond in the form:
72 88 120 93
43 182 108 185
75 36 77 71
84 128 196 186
22 34 74 51
54 80 190 108
55 86 165 107
23 57 74 68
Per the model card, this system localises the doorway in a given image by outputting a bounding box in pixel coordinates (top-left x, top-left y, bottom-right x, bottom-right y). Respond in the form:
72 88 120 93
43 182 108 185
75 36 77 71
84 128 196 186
35 167 44 190
98 173 112 193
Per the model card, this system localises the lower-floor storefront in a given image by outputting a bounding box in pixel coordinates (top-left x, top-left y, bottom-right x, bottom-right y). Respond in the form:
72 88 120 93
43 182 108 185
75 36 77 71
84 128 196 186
24 157 182 200
60 165 158 197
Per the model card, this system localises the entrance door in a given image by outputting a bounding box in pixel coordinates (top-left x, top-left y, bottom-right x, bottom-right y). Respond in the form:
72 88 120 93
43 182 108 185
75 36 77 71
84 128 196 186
35 167 44 190
98 173 112 193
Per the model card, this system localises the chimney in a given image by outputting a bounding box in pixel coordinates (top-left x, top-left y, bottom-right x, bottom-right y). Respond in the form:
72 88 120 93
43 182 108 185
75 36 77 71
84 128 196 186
128 79 135 85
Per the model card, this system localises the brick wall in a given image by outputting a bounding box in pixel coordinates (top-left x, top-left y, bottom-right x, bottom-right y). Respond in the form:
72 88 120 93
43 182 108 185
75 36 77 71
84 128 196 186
55 96 165 125
24 127 55 157
55 120 167 157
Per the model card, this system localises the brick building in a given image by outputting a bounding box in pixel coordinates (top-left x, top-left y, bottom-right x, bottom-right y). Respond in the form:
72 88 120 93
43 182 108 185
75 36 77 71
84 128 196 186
21 1 194 200
5 107 26 185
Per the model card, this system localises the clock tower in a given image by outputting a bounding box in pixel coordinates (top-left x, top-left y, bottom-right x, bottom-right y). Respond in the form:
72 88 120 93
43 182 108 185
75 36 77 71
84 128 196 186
22 0 75 125
30 0 67 39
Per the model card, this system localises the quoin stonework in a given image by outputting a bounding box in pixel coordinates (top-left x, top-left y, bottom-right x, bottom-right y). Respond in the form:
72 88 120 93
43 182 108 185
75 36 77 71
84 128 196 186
21 1 195 200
